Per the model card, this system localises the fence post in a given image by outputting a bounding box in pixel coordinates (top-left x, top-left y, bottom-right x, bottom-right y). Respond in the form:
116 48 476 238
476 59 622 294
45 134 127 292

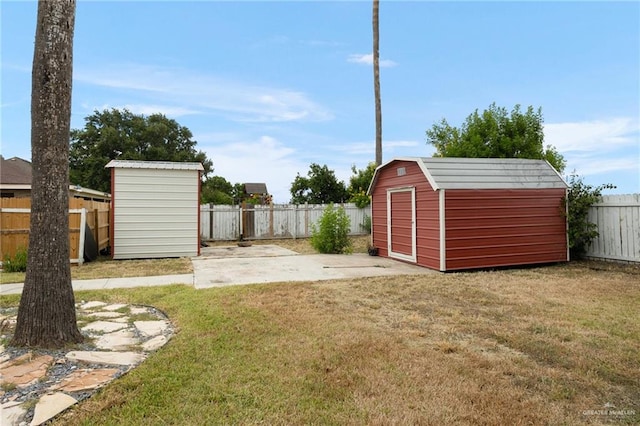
304 202 309 237
239 202 244 239
209 203 214 240
293 204 298 240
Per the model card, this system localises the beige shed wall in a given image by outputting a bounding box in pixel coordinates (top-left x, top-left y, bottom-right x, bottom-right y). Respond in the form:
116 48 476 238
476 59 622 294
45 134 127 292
112 167 199 259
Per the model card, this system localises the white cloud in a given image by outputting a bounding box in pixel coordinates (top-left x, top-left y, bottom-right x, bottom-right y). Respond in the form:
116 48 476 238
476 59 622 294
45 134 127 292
544 117 639 152
567 156 639 176
199 134 305 204
75 63 333 123
347 53 397 68
330 139 419 155
544 117 639 189
88 103 201 118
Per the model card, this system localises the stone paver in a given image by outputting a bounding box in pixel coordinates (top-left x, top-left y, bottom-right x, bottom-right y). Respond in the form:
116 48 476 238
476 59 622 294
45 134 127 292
141 335 168 352
95 329 140 350
51 369 119 392
0 354 54 387
0 344 9 364
0 300 174 426
85 311 123 318
134 320 170 337
66 350 146 366
81 321 129 334
102 303 128 312
80 301 107 309
30 392 77 426
1 401 27 425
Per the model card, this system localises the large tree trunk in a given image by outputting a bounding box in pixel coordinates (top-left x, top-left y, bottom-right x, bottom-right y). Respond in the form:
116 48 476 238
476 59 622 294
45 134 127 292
373 0 382 166
11 0 83 348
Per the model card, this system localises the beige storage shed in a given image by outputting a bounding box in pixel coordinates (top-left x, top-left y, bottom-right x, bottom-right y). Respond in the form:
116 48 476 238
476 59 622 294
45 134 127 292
106 160 203 259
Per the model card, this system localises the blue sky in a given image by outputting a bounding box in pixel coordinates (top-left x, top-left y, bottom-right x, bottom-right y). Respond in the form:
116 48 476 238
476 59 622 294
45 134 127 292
2 1 639 203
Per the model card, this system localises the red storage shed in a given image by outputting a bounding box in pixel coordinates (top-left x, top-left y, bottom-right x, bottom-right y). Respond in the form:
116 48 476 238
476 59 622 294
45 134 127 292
367 157 569 271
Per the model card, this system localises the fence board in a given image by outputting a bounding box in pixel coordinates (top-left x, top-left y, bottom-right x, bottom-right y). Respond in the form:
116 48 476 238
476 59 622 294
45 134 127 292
1 198 111 264
586 194 640 262
200 203 371 241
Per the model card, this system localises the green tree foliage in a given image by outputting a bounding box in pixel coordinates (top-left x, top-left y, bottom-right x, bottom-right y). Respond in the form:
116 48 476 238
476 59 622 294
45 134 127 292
565 174 615 260
426 103 566 173
290 163 348 204
348 162 377 208
311 203 352 254
201 176 235 204
70 109 213 193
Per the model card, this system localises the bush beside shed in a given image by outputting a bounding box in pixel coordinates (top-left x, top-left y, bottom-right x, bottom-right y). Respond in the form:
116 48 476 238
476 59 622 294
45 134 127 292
368 157 569 271
106 160 203 259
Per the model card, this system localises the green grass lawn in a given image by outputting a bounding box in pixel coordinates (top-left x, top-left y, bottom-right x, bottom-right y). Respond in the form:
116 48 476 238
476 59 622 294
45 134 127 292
4 261 637 425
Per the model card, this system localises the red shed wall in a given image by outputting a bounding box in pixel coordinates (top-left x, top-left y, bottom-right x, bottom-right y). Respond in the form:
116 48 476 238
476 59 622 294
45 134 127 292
444 188 568 270
371 160 439 269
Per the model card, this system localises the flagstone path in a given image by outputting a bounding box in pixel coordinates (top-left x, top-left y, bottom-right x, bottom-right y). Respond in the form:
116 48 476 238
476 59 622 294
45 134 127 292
0 301 174 426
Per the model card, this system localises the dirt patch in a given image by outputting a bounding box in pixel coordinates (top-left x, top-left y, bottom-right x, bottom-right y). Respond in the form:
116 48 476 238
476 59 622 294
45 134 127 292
204 235 371 254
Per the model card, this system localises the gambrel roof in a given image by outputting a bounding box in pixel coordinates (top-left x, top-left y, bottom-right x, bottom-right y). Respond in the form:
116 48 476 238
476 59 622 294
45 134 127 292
369 157 567 193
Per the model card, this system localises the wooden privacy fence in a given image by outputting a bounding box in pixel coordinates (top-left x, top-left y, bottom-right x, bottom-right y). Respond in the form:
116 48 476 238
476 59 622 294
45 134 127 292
201 203 371 241
0 198 110 264
586 194 640 263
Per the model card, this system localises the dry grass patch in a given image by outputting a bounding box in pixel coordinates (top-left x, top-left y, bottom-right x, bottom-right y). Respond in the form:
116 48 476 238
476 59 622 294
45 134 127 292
45 260 638 425
0 256 193 284
72 256 193 280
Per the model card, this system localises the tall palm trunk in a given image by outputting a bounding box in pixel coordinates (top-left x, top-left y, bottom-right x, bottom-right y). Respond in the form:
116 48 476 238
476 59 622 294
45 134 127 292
373 0 382 166
11 0 83 348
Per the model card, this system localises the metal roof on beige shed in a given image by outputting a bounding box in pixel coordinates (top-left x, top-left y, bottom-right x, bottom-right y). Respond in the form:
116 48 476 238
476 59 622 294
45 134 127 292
106 160 204 170
369 157 567 193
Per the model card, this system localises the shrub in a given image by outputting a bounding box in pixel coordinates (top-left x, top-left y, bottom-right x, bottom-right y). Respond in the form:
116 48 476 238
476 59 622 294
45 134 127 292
565 174 615 260
349 189 371 208
360 214 372 234
3 246 28 272
311 204 352 254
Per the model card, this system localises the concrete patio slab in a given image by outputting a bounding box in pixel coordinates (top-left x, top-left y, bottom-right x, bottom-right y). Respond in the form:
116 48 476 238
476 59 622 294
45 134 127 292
192 251 435 289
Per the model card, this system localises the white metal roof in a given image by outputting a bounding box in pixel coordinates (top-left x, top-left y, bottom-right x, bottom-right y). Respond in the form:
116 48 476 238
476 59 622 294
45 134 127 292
105 160 204 171
369 157 568 192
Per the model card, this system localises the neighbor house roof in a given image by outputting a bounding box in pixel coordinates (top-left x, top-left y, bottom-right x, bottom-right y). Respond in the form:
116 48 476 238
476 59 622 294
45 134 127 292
369 157 568 193
243 183 268 194
0 156 110 200
0 156 32 185
105 160 204 170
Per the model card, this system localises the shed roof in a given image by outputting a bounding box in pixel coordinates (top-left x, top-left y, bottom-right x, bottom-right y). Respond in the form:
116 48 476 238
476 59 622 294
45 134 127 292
369 157 567 192
105 160 204 171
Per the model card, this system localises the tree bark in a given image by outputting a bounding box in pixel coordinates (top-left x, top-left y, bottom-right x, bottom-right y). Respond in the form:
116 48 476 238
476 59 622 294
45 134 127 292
11 0 83 348
373 0 382 166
